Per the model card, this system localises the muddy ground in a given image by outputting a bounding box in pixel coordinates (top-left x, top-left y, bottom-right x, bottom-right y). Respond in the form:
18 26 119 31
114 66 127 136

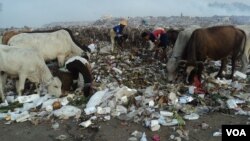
0 112 249 141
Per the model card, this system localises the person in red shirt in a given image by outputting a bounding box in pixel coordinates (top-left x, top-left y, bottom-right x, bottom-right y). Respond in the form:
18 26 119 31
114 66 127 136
141 28 169 61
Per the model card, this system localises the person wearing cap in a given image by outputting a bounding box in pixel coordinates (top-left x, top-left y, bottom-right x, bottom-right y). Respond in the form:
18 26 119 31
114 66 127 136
110 20 128 52
141 27 168 61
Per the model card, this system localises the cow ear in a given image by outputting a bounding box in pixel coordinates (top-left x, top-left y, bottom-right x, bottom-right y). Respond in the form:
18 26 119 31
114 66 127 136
178 60 187 64
186 66 195 83
81 53 90 61
186 66 195 74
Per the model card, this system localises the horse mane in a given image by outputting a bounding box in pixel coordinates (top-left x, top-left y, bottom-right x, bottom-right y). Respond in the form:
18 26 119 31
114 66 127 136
25 28 91 52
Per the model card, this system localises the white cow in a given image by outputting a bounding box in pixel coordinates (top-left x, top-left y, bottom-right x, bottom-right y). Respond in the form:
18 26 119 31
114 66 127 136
167 27 199 81
0 45 62 100
7 29 88 67
237 25 250 73
0 36 2 44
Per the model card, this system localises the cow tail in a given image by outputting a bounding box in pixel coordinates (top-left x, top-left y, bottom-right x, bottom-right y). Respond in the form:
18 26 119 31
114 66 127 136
239 29 247 61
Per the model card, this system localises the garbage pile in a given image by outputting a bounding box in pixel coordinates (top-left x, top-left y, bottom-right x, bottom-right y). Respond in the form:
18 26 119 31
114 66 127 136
0 40 250 141
81 44 250 132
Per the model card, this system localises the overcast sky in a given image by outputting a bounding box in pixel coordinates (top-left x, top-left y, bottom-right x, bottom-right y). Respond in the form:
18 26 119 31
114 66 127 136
0 0 250 28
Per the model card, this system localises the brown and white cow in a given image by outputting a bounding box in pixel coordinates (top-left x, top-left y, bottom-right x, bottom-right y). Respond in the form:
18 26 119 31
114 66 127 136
183 25 246 82
2 29 31 45
167 26 200 81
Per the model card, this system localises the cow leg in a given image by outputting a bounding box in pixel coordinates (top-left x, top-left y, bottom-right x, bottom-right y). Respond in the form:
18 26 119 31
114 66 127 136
17 74 27 96
240 54 248 73
34 83 41 95
0 74 5 101
1 73 7 92
110 29 116 53
197 63 204 81
216 58 227 78
230 56 236 79
57 55 66 67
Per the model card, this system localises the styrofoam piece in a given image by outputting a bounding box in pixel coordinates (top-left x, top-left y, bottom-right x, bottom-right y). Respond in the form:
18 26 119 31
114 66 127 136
160 111 174 117
116 105 127 115
150 120 160 131
0 100 8 107
213 131 222 136
104 115 111 121
84 107 97 115
15 111 30 122
148 100 154 107
145 86 154 97
112 67 123 74
162 119 179 126
114 86 137 101
140 132 147 141
79 120 92 128
0 113 7 120
120 96 128 104
184 113 199 120
234 71 247 79
188 86 196 94
6 96 15 103
179 95 194 104
16 94 40 103
86 89 108 108
46 105 53 112
42 98 59 109
226 99 238 109
97 107 111 115
168 92 178 105
53 105 81 119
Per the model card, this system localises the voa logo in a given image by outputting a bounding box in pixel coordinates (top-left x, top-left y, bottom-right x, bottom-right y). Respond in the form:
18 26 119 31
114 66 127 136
226 129 246 136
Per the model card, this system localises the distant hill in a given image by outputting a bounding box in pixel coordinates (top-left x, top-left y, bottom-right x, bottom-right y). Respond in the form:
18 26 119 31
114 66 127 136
42 16 250 29
42 21 93 28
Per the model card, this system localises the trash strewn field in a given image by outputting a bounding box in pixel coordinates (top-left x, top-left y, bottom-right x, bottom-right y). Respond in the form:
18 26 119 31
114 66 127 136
0 25 250 141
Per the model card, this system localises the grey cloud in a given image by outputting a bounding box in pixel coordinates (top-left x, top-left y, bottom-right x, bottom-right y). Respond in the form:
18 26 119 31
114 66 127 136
208 2 250 12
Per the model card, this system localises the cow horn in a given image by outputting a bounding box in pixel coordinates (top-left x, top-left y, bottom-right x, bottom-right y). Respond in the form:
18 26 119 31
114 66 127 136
195 61 204 65
178 60 187 63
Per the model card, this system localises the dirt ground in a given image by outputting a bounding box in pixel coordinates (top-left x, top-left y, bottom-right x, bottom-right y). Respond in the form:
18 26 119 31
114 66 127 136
0 112 249 141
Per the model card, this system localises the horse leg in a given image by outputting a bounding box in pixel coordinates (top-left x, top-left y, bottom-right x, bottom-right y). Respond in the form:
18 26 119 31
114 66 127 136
216 58 227 78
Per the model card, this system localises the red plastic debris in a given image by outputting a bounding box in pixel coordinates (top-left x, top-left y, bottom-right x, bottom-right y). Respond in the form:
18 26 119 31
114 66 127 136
152 134 160 141
193 75 206 94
